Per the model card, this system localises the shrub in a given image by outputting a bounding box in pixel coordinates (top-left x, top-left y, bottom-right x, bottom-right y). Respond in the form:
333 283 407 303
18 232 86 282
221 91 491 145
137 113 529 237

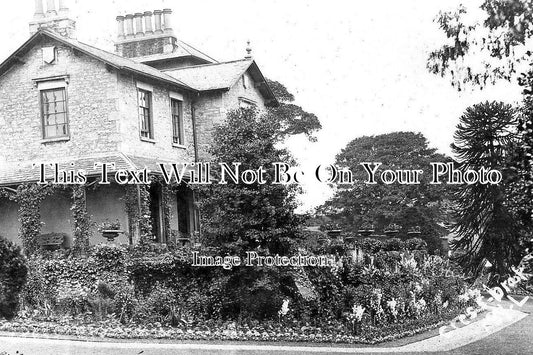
360 238 384 253
405 238 427 251
92 244 127 272
19 257 55 310
56 280 91 316
0 236 28 319
383 238 404 251
134 283 181 325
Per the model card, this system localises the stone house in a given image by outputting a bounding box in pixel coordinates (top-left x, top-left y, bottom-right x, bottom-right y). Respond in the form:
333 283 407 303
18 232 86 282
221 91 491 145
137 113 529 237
0 0 277 248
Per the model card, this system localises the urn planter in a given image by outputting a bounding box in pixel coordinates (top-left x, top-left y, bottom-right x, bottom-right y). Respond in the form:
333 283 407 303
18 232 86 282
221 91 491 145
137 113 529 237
101 230 123 242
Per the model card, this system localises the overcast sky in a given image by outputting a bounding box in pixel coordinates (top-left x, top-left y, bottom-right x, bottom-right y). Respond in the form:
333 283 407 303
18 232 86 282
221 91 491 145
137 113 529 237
1 0 523 212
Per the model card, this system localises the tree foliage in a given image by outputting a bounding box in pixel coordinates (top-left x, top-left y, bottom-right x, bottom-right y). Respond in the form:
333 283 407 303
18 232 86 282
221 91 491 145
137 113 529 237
320 132 452 253
266 79 322 141
198 107 303 255
195 81 321 318
430 0 533 272
450 101 529 276
428 0 533 90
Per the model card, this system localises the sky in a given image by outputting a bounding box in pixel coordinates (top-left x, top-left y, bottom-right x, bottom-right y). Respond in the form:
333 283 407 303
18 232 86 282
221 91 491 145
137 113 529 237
0 0 524 212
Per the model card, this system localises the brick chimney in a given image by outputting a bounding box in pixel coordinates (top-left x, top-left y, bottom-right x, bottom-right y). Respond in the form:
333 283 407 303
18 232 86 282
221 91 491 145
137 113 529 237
29 0 76 38
115 9 177 58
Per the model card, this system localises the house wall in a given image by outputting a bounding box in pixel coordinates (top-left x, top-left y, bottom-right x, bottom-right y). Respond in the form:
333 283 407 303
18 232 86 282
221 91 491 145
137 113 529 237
194 71 268 160
0 197 19 244
39 185 130 247
40 190 72 248
193 91 223 160
117 74 196 162
86 184 130 245
221 72 267 114
0 38 120 164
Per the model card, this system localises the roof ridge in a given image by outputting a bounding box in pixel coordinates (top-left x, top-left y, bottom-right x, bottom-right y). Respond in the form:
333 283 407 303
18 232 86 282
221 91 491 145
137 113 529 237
39 30 193 90
163 58 252 72
175 39 218 63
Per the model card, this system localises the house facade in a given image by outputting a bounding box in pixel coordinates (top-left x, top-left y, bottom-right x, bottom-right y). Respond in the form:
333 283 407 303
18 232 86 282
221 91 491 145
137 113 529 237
0 0 277 249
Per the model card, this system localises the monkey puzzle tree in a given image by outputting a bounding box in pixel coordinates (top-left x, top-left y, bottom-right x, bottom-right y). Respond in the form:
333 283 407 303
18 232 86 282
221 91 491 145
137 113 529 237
451 101 527 276
430 0 533 270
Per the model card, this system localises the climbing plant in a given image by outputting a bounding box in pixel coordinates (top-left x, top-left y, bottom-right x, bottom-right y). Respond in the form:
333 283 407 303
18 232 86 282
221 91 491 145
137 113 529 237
11 184 52 256
71 185 91 255
161 183 172 242
138 184 153 245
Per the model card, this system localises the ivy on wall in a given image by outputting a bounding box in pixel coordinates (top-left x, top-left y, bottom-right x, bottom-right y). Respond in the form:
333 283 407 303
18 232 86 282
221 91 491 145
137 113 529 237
161 183 172 242
71 185 91 255
11 184 52 256
4 177 180 253
138 184 153 245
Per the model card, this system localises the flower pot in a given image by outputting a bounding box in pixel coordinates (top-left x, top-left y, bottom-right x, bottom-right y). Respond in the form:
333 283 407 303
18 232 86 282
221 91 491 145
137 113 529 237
101 230 122 242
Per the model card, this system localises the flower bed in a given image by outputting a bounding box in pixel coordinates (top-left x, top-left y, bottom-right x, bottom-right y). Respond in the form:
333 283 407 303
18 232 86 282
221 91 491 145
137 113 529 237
0 311 460 344
7 243 477 344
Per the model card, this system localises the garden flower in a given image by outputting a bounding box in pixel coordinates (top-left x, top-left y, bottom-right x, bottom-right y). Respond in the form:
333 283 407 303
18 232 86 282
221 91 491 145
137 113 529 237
278 299 290 317
387 299 398 317
354 304 365 322
347 304 365 324
414 283 423 294
458 292 469 303
467 288 481 300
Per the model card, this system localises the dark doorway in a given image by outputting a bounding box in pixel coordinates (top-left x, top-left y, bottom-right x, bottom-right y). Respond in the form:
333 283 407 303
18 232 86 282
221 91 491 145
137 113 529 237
176 185 190 235
149 183 164 242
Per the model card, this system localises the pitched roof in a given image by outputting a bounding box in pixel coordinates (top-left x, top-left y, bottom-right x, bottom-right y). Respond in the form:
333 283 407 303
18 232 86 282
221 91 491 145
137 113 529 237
136 39 218 65
164 59 251 91
0 30 195 91
164 59 278 105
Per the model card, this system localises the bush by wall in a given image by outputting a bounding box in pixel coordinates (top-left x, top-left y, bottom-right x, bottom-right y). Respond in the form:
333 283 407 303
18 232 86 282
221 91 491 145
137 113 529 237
0 236 28 319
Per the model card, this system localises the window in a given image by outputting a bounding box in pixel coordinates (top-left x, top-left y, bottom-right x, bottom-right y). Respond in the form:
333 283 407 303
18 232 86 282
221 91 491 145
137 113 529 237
171 98 184 145
239 97 256 109
138 89 153 139
41 88 68 139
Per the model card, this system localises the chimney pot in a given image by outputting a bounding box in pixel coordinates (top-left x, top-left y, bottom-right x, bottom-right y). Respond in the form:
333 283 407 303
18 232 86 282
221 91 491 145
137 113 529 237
46 0 57 16
144 11 153 34
34 0 45 18
134 13 144 37
125 14 134 38
116 15 125 39
162 8 173 33
153 10 163 34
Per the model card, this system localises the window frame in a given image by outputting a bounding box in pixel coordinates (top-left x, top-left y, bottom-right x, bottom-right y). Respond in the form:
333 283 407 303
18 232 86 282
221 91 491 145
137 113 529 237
137 88 154 141
238 97 257 109
39 84 70 141
170 98 184 147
